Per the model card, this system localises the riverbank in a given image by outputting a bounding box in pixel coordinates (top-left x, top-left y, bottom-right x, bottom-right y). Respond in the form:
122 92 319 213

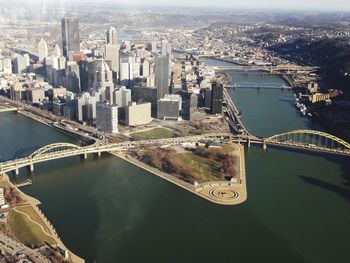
1 173 85 263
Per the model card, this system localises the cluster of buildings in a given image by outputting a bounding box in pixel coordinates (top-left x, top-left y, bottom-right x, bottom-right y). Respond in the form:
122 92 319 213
0 18 225 135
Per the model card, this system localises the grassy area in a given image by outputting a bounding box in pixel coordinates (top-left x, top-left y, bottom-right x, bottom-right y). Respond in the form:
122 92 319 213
221 144 238 153
16 206 51 233
132 144 240 184
130 127 177 140
177 152 223 183
9 209 56 248
0 180 9 188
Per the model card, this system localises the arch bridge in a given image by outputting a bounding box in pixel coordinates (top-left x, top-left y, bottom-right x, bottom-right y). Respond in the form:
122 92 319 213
261 130 350 156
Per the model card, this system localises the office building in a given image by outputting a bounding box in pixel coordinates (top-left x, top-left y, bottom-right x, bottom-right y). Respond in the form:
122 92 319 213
146 41 158 53
210 82 223 114
10 83 25 101
104 44 119 73
204 87 212 109
53 44 61 57
0 57 12 74
125 102 152 126
119 52 136 87
157 94 182 120
113 86 132 107
61 18 80 60
161 39 171 56
14 54 30 73
26 88 45 103
155 54 170 99
47 86 67 100
84 59 113 92
38 39 48 62
75 92 96 124
65 61 81 93
96 102 118 134
53 98 66 116
106 27 118 45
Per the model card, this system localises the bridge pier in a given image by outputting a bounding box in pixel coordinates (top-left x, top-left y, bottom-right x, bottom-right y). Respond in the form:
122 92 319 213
97 152 101 157
28 163 34 172
263 142 267 150
15 167 19 175
83 153 88 159
247 138 251 148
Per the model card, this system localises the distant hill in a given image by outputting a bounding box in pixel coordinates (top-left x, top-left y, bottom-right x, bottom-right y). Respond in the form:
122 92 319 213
269 37 350 94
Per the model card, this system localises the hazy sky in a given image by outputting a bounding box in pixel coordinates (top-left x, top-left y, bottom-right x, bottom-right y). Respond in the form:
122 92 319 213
12 0 350 11
92 0 350 10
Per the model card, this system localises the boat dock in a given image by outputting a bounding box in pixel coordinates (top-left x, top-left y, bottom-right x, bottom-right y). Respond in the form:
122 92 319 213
15 179 32 188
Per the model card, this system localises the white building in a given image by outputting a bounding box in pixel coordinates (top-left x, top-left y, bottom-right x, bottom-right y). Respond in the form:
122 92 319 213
75 92 97 124
0 57 12 74
113 86 132 107
126 102 152 126
104 44 119 73
38 39 48 62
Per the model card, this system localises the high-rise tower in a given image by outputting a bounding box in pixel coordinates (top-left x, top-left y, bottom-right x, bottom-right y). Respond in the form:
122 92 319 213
61 18 80 60
38 39 48 62
106 27 118 45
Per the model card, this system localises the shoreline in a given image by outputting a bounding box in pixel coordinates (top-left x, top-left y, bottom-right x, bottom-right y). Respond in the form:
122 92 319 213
2 173 85 263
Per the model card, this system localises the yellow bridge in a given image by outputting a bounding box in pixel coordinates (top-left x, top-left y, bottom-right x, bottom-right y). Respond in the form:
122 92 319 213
0 130 349 176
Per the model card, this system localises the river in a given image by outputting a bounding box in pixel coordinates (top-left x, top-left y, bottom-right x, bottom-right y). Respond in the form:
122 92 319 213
0 59 349 263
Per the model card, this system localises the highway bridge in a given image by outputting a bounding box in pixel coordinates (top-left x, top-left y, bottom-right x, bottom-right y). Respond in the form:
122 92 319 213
226 84 292 90
216 65 318 74
0 133 232 175
1 129 349 177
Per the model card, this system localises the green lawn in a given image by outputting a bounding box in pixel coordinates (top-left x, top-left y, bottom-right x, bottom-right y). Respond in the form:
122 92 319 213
177 152 223 183
130 128 177 140
16 206 51 233
9 209 56 248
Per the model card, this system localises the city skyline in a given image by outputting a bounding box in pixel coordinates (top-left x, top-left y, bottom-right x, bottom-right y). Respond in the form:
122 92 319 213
0 1 350 262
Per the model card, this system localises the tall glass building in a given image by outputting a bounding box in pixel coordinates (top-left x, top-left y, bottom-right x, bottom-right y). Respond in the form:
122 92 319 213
61 18 80 60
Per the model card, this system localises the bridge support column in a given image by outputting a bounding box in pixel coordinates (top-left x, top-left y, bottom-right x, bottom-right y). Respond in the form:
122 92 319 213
29 163 34 172
84 153 88 159
263 142 267 150
247 138 251 148
97 152 101 157
15 167 19 175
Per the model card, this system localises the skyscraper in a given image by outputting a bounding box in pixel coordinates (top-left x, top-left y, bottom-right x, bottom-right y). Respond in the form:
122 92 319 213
38 39 48 62
106 27 118 45
155 54 170 99
155 39 172 99
161 39 171 56
61 18 80 60
210 81 224 114
104 44 119 73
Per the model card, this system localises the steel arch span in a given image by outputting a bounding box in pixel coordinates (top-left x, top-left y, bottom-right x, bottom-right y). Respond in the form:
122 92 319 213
29 143 82 161
264 130 350 155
